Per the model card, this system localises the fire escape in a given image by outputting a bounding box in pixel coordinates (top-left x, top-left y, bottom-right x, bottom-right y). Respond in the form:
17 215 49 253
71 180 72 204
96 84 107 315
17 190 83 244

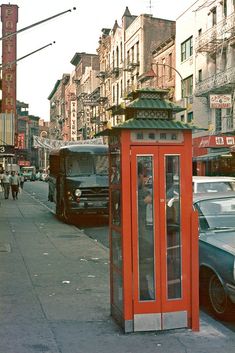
195 11 235 97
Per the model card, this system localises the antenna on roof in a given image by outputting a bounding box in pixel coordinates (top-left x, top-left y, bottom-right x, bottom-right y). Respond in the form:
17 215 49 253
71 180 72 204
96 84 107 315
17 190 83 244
147 0 153 16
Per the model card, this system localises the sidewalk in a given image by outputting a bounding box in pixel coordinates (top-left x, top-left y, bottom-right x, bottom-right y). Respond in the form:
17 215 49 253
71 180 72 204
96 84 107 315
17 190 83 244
0 190 235 353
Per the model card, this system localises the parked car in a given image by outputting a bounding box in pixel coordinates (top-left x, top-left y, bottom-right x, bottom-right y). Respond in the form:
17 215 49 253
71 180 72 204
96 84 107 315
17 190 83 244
193 176 235 193
193 192 235 320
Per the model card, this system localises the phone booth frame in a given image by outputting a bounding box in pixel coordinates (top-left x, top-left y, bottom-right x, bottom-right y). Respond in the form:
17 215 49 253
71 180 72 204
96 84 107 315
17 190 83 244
106 88 199 333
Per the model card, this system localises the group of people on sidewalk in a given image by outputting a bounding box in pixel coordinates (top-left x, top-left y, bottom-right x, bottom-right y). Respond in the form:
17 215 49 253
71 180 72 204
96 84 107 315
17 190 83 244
0 170 24 200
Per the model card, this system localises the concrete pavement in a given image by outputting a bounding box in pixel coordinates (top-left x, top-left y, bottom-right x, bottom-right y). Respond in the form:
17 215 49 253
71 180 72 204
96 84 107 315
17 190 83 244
0 189 235 353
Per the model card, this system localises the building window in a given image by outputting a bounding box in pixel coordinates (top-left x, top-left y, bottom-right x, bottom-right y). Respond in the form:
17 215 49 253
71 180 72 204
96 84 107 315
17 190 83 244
223 0 227 17
116 46 119 67
136 41 139 63
226 108 233 130
112 85 115 104
127 50 130 64
116 83 119 105
120 41 123 63
180 114 184 122
181 36 193 62
198 28 202 36
120 79 123 97
131 46 134 62
211 7 217 26
127 79 130 94
187 112 193 123
198 69 202 82
168 53 173 78
215 109 222 131
112 50 115 69
221 48 227 70
182 75 193 98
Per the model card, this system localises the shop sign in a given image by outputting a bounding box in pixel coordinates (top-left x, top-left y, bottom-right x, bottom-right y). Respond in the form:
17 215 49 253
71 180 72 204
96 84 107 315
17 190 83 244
17 133 25 149
210 94 232 108
199 135 235 147
0 144 15 154
18 160 30 166
83 99 98 106
70 100 77 141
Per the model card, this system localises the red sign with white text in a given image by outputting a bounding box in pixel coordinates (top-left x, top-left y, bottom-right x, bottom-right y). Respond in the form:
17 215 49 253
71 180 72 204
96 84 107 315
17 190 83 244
17 133 25 149
198 135 235 148
1 4 18 115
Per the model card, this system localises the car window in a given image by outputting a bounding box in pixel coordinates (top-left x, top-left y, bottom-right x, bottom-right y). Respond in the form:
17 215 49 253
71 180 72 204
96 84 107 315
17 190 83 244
195 197 235 230
196 181 233 193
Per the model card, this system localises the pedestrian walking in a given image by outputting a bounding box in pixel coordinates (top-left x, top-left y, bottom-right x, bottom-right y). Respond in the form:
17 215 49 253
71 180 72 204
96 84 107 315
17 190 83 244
0 171 4 199
2 171 11 199
9 171 20 200
19 173 25 190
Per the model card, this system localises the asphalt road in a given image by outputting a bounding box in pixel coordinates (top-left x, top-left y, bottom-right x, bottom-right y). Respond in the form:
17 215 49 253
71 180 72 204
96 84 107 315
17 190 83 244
23 180 109 246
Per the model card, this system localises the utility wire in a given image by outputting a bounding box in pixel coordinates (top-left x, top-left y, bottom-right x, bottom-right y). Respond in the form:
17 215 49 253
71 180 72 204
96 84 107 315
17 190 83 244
0 7 76 41
0 41 56 68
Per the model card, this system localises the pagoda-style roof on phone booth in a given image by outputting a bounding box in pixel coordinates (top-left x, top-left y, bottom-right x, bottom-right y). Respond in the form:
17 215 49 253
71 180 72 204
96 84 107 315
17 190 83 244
97 87 203 135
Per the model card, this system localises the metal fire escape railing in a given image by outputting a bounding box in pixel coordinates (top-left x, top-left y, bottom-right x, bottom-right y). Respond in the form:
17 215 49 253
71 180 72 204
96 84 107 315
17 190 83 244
195 66 235 96
194 11 235 97
195 11 235 53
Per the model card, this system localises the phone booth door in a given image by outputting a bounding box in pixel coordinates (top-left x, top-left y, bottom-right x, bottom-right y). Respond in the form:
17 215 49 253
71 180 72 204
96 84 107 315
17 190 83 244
131 145 191 332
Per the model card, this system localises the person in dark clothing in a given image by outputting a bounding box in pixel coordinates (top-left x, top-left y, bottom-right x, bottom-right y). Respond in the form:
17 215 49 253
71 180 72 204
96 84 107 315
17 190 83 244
19 174 25 190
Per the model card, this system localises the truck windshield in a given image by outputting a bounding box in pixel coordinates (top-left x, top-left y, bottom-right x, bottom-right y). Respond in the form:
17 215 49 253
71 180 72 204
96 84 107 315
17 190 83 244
65 153 108 177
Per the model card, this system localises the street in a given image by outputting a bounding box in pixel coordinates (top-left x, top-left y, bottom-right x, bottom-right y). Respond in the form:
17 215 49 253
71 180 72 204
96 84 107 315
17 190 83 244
23 180 235 332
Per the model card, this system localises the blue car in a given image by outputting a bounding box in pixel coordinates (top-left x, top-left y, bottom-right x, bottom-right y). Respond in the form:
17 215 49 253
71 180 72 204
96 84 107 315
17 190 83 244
193 192 235 321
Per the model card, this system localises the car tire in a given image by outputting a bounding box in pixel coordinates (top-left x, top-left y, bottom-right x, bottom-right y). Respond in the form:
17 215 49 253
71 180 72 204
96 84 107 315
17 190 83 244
208 273 235 320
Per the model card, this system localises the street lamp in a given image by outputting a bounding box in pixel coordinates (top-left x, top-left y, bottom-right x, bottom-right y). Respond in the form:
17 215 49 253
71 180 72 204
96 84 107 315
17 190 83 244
151 62 185 97
151 62 188 120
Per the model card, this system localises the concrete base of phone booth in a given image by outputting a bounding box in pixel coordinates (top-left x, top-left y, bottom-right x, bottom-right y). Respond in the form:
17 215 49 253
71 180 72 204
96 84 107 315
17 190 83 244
134 311 187 332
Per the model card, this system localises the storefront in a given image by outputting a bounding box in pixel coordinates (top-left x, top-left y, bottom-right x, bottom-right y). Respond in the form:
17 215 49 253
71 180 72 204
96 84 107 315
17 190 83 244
193 134 235 176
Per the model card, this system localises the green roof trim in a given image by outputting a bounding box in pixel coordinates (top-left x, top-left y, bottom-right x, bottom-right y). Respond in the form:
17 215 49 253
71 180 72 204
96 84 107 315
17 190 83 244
193 149 231 161
114 118 198 130
126 87 169 98
126 98 185 112
95 119 206 137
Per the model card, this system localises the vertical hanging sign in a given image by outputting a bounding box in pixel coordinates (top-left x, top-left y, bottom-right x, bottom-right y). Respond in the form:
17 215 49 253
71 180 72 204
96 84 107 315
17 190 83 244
70 100 77 141
1 4 18 116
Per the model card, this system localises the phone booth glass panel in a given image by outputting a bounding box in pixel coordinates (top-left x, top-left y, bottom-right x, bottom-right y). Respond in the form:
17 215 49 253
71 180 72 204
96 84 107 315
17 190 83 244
165 155 182 300
136 155 155 302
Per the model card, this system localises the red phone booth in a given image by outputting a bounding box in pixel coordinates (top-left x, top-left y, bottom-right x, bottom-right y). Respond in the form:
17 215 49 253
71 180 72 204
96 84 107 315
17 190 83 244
106 88 199 333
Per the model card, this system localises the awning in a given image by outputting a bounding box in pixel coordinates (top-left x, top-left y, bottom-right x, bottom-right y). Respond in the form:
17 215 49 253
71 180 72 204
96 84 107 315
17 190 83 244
194 149 232 161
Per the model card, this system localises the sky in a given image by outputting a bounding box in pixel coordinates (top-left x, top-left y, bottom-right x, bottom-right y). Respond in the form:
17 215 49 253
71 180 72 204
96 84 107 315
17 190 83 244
1 0 195 121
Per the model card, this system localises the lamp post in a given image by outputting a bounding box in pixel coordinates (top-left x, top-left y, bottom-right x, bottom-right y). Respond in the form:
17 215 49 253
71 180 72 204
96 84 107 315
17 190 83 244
151 62 188 120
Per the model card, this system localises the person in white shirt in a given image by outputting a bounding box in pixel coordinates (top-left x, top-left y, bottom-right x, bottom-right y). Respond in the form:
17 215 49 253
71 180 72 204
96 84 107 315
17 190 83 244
9 171 20 200
2 171 11 199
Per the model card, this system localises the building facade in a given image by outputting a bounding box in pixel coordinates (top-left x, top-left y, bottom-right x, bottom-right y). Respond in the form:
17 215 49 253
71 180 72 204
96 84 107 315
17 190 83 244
175 0 235 175
97 7 176 127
